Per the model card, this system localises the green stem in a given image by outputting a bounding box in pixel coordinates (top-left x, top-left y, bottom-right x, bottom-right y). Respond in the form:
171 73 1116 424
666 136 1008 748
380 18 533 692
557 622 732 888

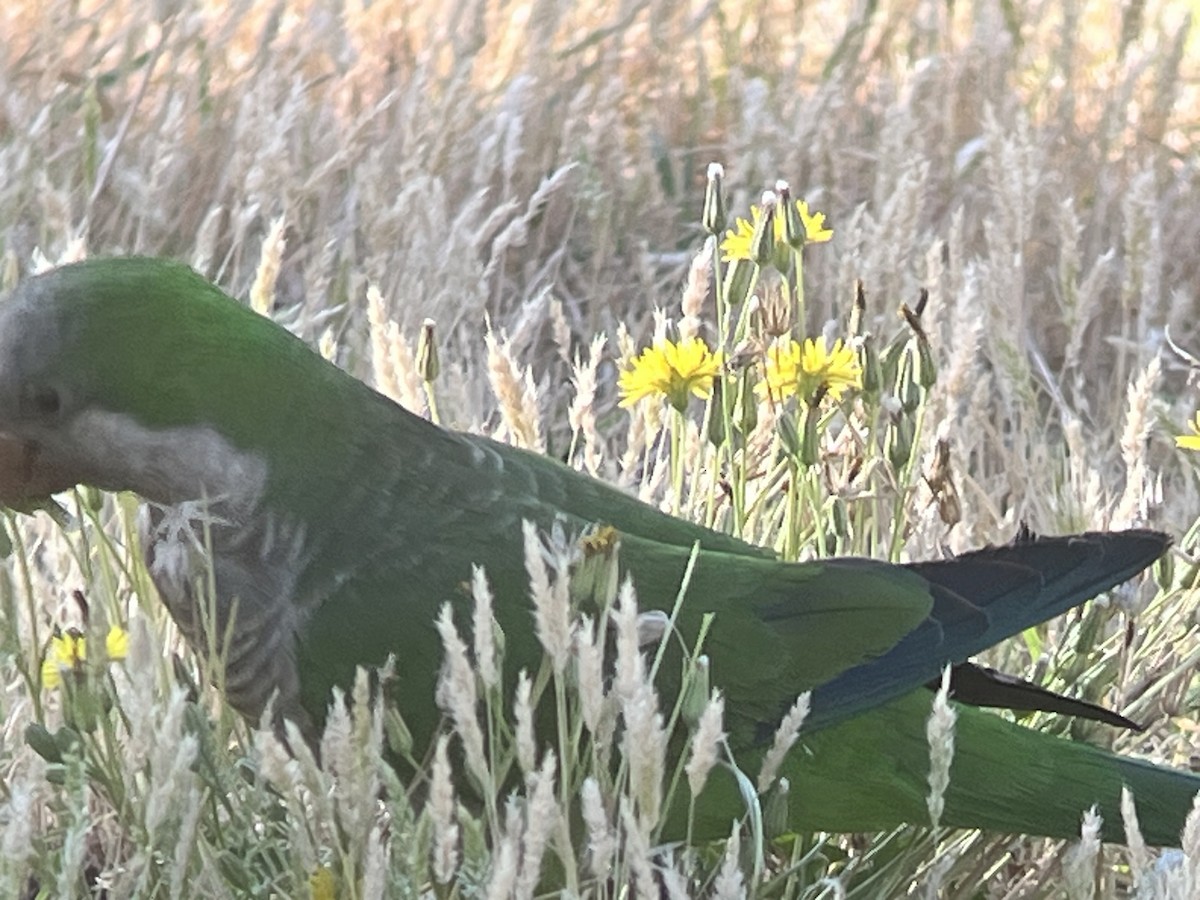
782 461 799 560
793 244 807 335
5 515 43 721
670 408 685 516
424 381 440 426
712 246 741 536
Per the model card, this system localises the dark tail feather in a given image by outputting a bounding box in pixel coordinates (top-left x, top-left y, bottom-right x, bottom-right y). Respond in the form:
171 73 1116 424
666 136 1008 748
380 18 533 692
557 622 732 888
906 528 1171 650
805 530 1170 732
933 662 1143 731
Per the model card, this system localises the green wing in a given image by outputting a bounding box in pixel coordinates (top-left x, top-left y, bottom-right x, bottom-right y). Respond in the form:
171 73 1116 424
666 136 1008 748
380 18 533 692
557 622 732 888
292 509 936 757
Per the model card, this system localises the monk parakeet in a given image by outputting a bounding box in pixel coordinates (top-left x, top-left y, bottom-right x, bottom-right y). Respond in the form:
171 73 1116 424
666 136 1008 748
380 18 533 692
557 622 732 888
0 258 1196 845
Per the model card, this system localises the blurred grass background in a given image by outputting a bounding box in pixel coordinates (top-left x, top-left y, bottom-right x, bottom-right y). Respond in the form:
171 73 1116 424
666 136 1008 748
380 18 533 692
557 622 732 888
1 0 1200 895
3 0 1199 528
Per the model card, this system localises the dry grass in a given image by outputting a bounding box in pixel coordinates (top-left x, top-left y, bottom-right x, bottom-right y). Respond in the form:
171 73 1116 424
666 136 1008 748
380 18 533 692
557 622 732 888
1 0 1200 896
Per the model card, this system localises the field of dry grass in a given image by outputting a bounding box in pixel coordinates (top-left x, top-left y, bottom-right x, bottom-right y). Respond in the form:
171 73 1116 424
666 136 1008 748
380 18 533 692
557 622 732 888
1 0 1199 896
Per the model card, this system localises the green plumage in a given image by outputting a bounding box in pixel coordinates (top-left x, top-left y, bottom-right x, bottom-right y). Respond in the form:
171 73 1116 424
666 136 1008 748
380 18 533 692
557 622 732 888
0 257 1196 847
692 692 1198 845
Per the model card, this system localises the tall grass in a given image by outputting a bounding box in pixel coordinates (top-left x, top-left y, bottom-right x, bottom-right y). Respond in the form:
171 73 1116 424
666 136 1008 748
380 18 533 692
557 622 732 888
1 0 1199 895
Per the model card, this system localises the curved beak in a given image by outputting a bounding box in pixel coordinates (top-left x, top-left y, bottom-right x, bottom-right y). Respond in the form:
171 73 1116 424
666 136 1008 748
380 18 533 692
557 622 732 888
0 433 78 507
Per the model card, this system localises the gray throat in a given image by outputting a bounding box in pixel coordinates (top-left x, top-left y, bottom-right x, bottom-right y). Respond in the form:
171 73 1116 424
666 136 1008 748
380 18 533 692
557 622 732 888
104 416 318 736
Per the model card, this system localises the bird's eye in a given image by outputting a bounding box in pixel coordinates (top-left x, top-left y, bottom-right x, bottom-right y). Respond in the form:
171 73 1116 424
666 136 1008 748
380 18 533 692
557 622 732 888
20 384 63 419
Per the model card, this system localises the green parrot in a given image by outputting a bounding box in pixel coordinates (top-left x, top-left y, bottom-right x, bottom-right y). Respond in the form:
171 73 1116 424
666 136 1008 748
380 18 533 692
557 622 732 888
0 257 1196 846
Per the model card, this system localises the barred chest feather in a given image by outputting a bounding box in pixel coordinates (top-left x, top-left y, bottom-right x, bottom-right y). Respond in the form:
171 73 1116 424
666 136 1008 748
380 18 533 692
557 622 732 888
141 500 313 720
101 418 319 737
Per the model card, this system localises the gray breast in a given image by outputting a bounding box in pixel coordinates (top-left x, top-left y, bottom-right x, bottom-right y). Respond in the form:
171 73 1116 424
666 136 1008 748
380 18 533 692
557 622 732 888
138 501 317 739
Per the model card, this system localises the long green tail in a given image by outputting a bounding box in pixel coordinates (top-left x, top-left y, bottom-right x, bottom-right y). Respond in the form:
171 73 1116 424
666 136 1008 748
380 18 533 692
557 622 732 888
796 692 1198 845
692 691 1199 846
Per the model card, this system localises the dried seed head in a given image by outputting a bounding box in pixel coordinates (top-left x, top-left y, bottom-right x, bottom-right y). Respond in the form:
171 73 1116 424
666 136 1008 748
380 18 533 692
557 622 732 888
471 565 499 690
712 826 746 900
250 215 286 316
434 604 489 785
580 777 614 879
523 521 571 673
925 666 957 830
684 688 725 797
758 692 810 793
513 670 535 776
429 735 459 883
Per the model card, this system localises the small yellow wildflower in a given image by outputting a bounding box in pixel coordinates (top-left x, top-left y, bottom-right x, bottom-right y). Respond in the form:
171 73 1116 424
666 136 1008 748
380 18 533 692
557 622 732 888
721 200 833 261
310 867 337 900
107 625 129 659
619 337 723 412
720 214 757 263
760 336 862 403
41 624 128 690
797 201 833 243
1177 412 1200 450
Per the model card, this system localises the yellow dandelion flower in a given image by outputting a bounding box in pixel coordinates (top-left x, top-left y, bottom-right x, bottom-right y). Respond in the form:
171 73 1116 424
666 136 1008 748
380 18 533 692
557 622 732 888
42 633 85 690
760 336 862 402
106 625 129 660
619 337 723 412
310 867 337 900
721 201 833 261
797 200 833 243
1177 412 1200 450
42 625 129 690
720 214 757 262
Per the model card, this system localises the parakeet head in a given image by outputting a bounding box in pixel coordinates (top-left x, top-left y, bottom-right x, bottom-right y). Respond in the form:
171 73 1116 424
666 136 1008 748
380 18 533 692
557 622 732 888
0 257 354 512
